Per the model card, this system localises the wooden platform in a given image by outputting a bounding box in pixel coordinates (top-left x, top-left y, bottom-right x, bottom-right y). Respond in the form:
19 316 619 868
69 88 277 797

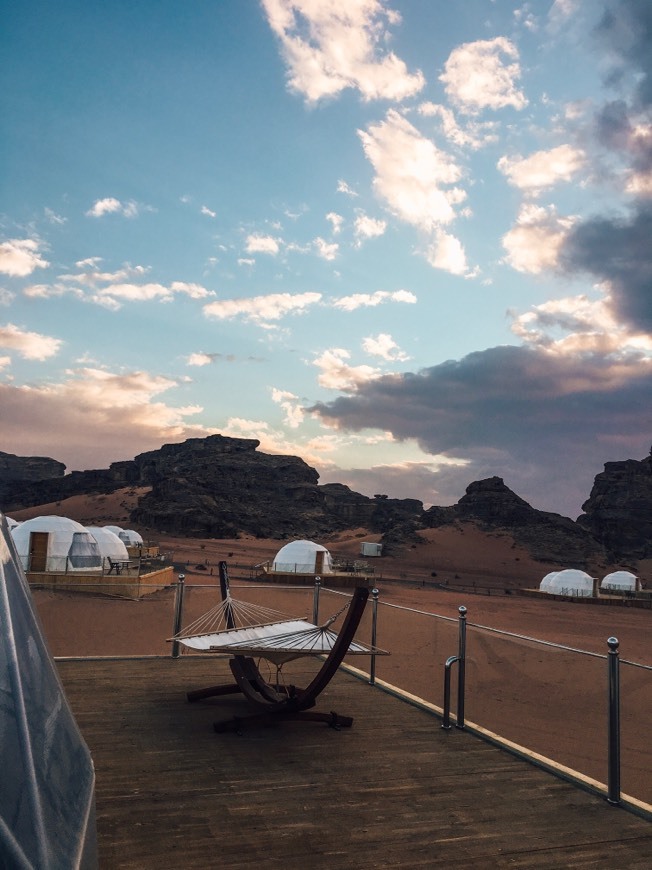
57 657 652 869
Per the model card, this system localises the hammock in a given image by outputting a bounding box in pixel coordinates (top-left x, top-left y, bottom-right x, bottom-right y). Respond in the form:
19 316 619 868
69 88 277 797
176 561 388 732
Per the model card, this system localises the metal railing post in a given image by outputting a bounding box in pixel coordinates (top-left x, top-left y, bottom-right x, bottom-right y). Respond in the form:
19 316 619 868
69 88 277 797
171 573 186 659
312 576 321 625
456 606 467 729
369 587 379 685
607 636 621 805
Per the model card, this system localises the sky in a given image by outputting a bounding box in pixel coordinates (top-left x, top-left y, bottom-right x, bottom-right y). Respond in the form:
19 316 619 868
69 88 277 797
1 0 651 519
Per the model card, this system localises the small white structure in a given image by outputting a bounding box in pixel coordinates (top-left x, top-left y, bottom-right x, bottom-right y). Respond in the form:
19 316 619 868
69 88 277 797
601 571 639 593
11 516 102 572
539 568 595 597
86 526 129 564
360 542 383 557
119 528 143 547
272 540 333 574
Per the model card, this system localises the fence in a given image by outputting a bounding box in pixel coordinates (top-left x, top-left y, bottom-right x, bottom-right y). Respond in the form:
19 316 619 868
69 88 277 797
38 574 652 810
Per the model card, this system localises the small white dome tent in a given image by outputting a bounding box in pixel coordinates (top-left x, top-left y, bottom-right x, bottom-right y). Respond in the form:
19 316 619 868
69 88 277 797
540 568 595 597
601 571 638 593
104 525 124 536
86 527 129 562
119 529 143 547
539 572 559 593
11 516 102 572
272 540 333 574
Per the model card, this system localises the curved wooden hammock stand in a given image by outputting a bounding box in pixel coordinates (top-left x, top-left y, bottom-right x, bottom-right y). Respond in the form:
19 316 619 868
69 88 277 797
179 562 375 733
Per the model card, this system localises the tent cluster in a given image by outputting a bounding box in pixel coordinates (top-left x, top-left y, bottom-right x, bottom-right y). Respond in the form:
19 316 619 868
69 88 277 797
539 569 640 597
9 516 142 573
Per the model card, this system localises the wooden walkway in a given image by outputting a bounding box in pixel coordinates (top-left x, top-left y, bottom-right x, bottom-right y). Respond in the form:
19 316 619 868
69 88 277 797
57 657 652 869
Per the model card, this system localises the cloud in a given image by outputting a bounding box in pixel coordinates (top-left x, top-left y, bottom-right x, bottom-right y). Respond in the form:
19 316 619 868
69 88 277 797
186 352 217 367
260 0 424 103
245 233 281 255
313 237 339 260
424 229 471 276
359 109 464 232
0 367 211 470
337 179 358 197
595 0 652 110
560 204 652 332
203 291 322 326
362 333 408 361
439 37 527 114
85 198 139 218
332 289 416 311
308 344 652 515
502 204 576 273
271 386 304 428
0 323 62 360
0 288 15 306
201 205 217 218
326 212 344 234
498 144 586 194
0 239 49 277
312 348 380 390
354 213 387 245
417 102 499 149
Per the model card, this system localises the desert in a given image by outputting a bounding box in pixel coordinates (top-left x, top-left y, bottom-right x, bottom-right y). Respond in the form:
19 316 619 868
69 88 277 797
9 485 651 808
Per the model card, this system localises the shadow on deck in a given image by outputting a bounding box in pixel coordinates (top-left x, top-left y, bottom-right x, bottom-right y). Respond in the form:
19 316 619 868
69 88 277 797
57 656 652 869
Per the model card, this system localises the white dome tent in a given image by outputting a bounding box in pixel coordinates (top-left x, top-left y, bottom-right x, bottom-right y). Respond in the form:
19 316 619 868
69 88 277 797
86 526 129 564
11 516 102 572
272 540 333 575
601 571 639 593
119 529 143 547
539 572 559 593
539 568 595 597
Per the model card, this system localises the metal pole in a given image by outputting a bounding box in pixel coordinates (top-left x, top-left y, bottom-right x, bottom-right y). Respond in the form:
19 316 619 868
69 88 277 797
312 576 321 625
171 573 186 659
456 606 467 729
369 587 379 685
607 636 621 805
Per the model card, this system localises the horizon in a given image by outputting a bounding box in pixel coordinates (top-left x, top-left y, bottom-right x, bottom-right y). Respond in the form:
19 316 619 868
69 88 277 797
1 0 650 519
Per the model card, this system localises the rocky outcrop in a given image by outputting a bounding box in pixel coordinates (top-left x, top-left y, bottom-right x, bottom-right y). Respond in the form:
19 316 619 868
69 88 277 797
424 476 602 567
0 451 66 506
578 453 652 560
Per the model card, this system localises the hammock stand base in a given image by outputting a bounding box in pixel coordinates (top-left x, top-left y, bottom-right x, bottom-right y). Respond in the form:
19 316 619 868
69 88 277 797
186 584 370 733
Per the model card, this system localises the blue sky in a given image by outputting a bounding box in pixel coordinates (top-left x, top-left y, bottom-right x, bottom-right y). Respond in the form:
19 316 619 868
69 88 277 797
1 0 650 518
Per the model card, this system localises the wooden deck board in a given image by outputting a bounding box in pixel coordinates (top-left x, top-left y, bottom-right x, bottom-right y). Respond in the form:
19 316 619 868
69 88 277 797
57 657 652 869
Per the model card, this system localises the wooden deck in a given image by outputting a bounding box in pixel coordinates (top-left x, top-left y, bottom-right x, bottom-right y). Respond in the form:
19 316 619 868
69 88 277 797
57 656 652 869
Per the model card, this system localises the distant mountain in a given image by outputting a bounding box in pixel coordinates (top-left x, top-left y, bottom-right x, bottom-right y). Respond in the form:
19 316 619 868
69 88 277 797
2 437 651 567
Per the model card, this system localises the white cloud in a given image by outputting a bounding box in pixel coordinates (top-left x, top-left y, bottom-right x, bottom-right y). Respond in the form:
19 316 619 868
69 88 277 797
417 102 499 149
271 386 304 428
439 37 527 114
359 109 464 232
0 323 62 360
424 229 470 276
313 237 339 260
0 288 15 306
498 144 586 194
511 293 652 359
203 291 322 326
362 333 408 361
0 355 11 370
201 205 217 218
333 289 416 311
186 352 215 367
44 208 67 225
245 233 282 255
354 213 387 245
337 179 358 197
260 0 424 103
85 198 139 218
502 204 576 274
326 212 344 234
0 239 49 277
313 348 380 390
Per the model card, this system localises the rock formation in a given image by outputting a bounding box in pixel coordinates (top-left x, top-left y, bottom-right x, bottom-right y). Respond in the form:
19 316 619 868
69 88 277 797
578 452 652 560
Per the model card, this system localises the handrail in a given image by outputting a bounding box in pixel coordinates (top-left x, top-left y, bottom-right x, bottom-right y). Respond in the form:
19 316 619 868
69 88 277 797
442 606 467 730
